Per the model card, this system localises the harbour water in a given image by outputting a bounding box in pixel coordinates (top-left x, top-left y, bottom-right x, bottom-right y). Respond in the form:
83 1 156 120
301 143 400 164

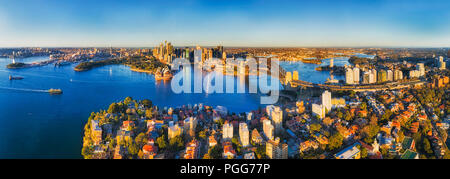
0 56 351 158
279 57 351 84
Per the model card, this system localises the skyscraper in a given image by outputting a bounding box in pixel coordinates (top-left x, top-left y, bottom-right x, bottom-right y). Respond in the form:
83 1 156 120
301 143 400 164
439 56 446 70
394 69 403 81
208 49 213 60
322 90 332 113
312 103 325 119
168 124 183 139
387 70 394 81
378 70 387 82
363 71 370 84
194 47 202 63
222 52 227 60
239 122 249 147
186 48 191 60
266 137 288 159
272 106 283 134
409 70 420 78
263 119 274 140
184 117 197 137
416 63 425 76
223 122 233 141
353 67 360 84
247 112 253 121
345 66 354 85
370 69 377 84
266 105 276 117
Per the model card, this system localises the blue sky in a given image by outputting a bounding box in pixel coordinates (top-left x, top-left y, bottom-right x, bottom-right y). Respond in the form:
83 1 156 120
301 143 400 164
0 0 449 47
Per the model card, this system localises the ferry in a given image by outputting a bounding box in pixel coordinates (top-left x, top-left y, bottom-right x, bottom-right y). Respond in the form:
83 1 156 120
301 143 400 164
9 75 24 80
48 88 63 95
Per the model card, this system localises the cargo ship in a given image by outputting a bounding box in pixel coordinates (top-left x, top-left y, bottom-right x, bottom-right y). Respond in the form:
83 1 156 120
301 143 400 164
9 75 24 80
48 88 63 95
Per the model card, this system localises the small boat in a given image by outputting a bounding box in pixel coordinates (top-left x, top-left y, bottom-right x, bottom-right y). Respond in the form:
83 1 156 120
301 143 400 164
48 88 63 95
9 75 24 80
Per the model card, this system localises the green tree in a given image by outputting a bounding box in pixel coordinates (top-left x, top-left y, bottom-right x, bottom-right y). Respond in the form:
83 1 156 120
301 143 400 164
124 96 133 105
381 109 392 122
128 141 139 156
255 144 266 159
198 130 207 140
443 149 450 159
81 146 93 159
169 136 184 151
231 136 243 155
423 138 433 154
344 111 352 121
145 109 153 119
135 133 148 147
310 123 322 134
138 150 144 159
156 135 167 150
208 145 222 159
337 111 343 119
360 147 368 159
361 102 367 110
141 99 153 108
328 133 344 151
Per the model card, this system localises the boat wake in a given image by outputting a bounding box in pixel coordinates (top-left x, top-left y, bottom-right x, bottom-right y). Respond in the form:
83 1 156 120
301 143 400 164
0 69 67 79
0 86 48 93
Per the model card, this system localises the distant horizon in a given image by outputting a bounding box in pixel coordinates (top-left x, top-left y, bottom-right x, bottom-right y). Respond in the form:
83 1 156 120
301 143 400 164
0 45 449 49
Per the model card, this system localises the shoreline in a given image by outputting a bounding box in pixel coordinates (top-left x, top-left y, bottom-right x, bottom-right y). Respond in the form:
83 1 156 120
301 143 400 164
129 66 155 74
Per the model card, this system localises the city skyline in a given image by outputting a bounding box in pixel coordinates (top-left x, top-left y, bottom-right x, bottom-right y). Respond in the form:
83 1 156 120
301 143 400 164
0 0 449 48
